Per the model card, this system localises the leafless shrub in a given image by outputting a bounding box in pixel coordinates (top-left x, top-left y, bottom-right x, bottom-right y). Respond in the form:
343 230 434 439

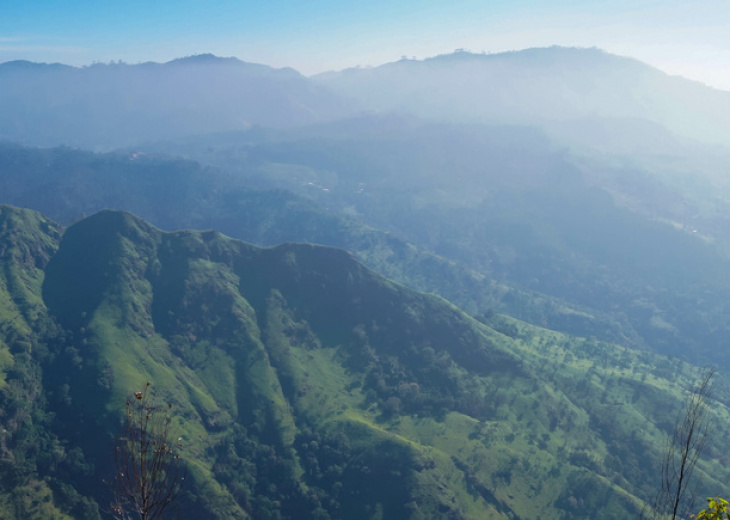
111 382 186 520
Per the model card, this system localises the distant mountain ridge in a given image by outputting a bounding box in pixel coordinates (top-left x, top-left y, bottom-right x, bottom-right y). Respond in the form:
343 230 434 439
314 46 730 147
3 47 730 149
0 54 354 149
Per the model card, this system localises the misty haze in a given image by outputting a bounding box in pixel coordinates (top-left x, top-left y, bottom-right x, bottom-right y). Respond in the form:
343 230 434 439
1 2 730 519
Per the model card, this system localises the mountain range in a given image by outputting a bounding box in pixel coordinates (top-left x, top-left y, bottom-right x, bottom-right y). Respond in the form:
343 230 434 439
3 47 730 150
0 54 352 149
2 46 730 519
315 47 730 148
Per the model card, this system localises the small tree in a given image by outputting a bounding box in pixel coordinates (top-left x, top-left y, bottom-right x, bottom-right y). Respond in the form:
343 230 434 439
642 368 716 520
111 382 186 520
693 497 730 519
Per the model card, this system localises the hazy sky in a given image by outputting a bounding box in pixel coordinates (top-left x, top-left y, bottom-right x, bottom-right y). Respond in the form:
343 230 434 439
2 0 729 90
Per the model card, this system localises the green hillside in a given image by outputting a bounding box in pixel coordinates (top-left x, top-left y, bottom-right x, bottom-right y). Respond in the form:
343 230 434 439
1 204 729 519
0 142 634 354
148 121 730 364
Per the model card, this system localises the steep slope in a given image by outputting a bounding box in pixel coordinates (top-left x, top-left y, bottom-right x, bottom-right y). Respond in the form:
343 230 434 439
2 206 730 518
0 206 89 519
0 55 353 149
40 210 527 519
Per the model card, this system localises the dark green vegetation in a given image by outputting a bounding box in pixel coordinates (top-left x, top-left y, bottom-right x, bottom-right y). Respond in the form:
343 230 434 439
0 141 637 355
144 119 730 366
5 112 730 367
2 205 730 519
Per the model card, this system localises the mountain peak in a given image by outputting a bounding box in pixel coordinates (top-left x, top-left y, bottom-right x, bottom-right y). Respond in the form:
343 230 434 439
166 53 242 66
0 59 72 72
419 46 634 69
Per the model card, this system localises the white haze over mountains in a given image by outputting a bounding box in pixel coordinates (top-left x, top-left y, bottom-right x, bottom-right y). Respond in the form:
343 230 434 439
315 47 730 149
0 47 729 153
4 43 730 375
3 45 730 247
0 54 353 149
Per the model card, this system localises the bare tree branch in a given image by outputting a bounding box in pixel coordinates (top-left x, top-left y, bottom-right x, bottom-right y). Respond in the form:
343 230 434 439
111 382 186 520
641 367 716 520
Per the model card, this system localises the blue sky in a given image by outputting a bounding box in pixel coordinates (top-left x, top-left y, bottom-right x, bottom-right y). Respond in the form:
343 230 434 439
2 0 729 90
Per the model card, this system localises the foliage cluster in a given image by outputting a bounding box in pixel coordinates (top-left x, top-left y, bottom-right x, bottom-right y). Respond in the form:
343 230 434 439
694 497 730 520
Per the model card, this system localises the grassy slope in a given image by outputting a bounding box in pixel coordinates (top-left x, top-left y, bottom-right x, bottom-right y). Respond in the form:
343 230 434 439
2 206 730 518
